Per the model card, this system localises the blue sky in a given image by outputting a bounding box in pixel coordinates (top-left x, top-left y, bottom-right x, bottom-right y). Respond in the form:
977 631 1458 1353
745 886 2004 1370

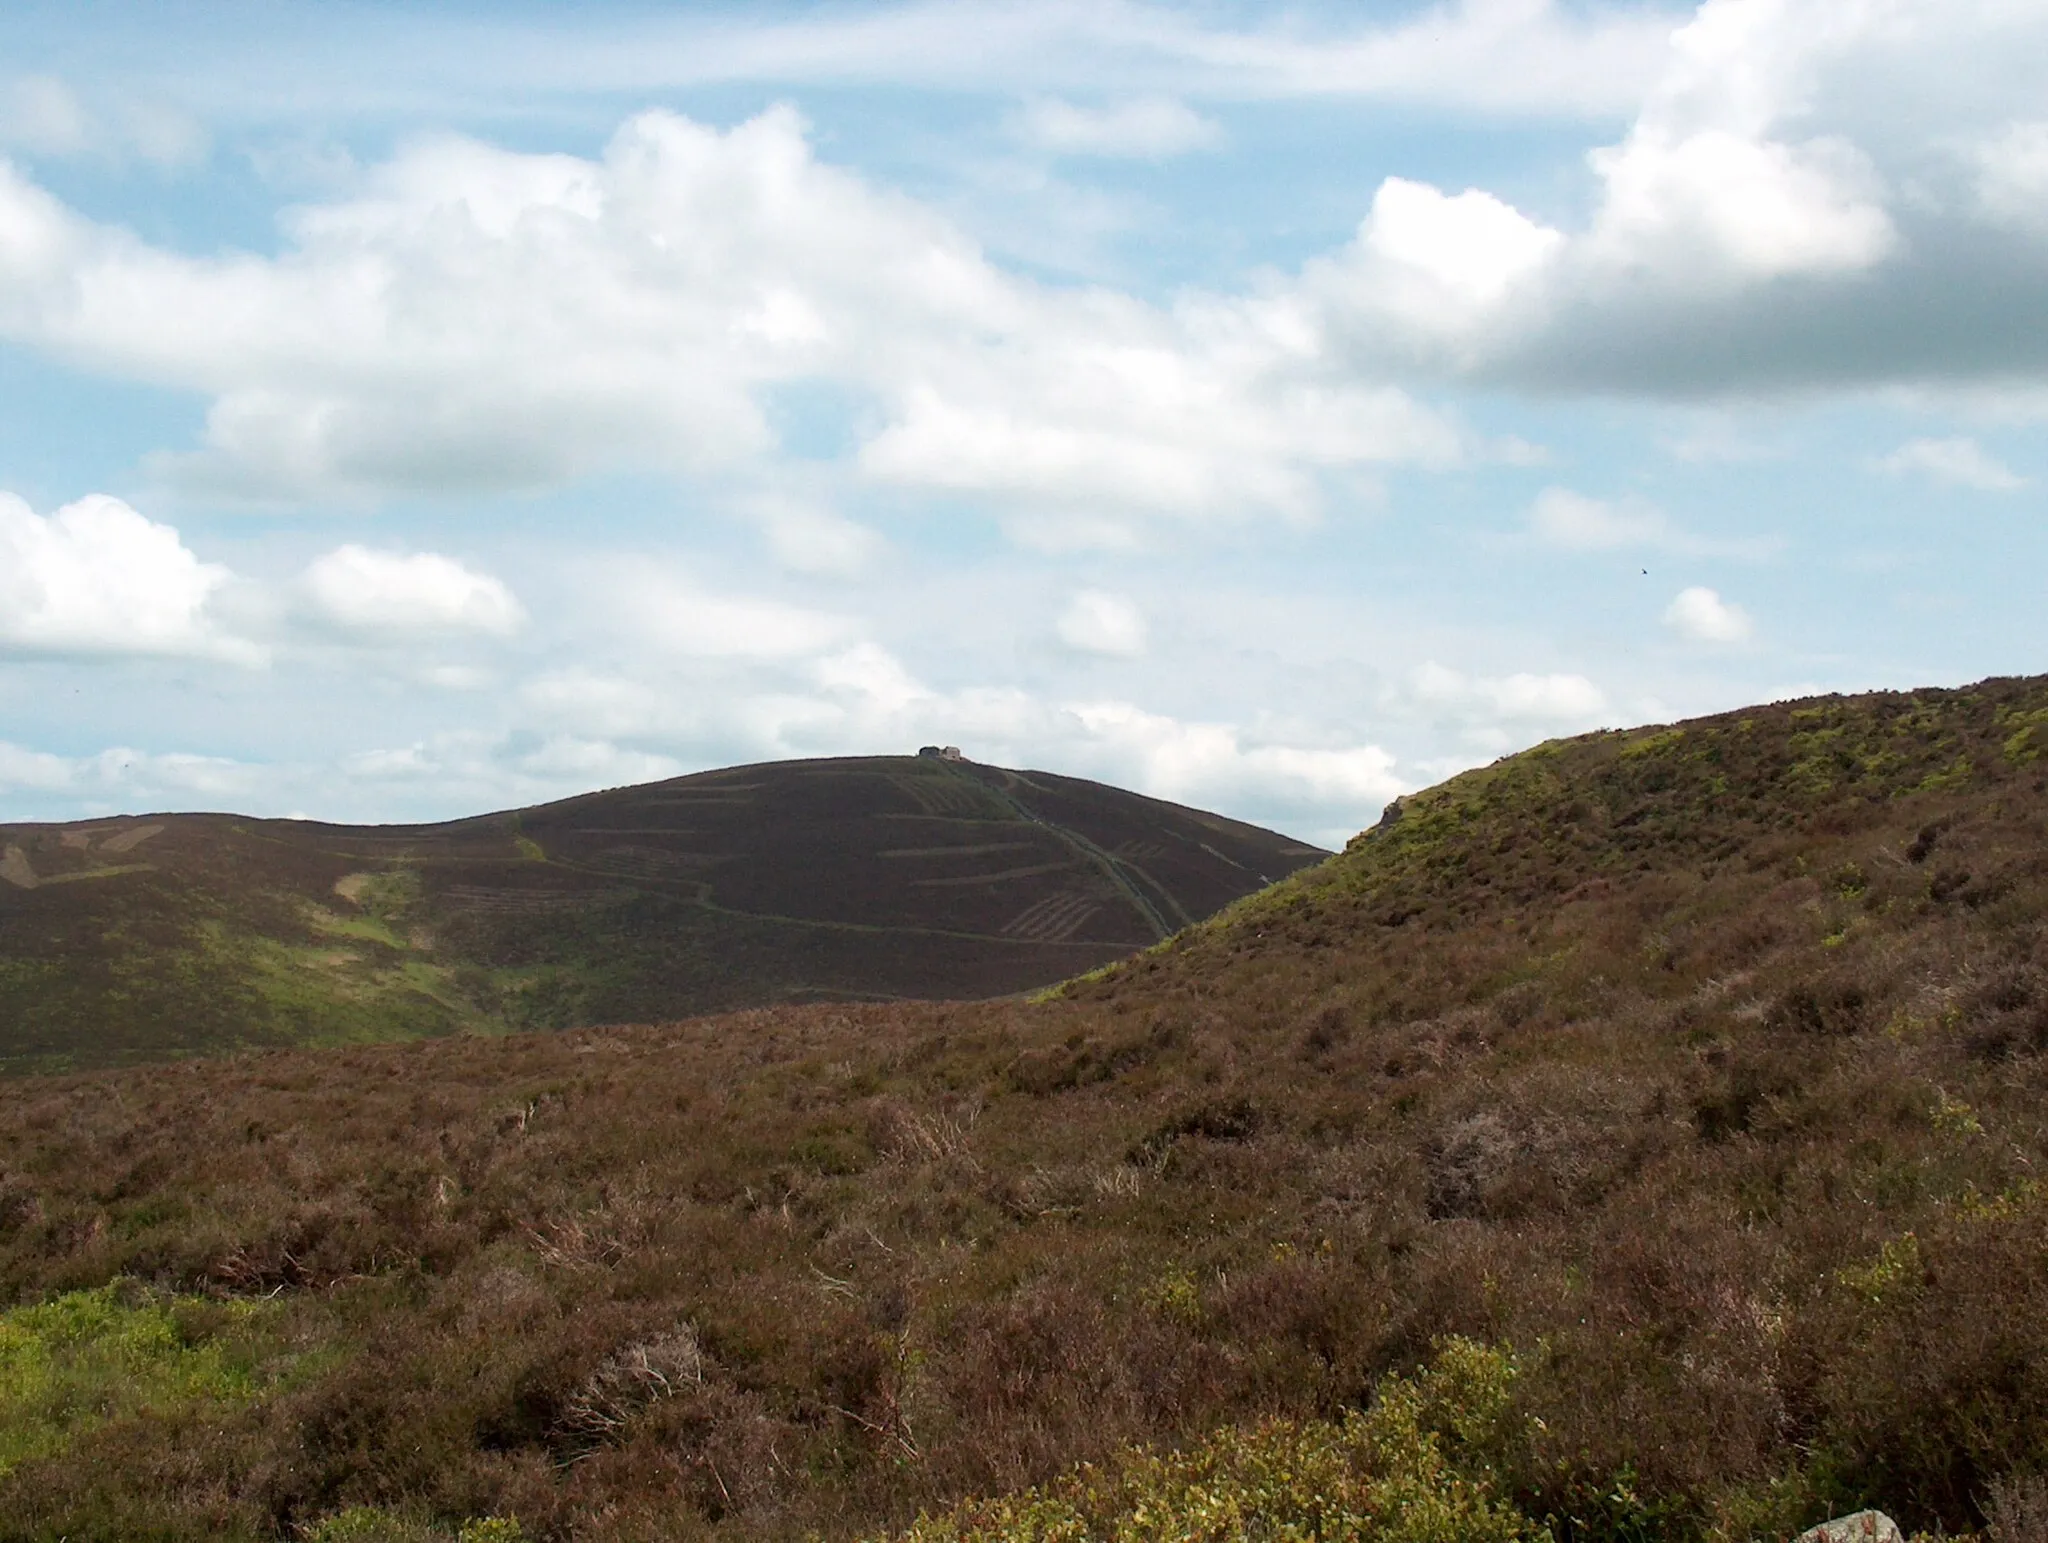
0 0 2043 845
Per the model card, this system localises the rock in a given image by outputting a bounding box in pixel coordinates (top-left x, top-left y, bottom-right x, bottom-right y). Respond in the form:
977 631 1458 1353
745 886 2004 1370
1797 1511 1904 1543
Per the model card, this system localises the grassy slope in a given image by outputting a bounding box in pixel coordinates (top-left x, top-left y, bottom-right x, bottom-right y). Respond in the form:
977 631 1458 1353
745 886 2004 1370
2 679 2047 1539
0 756 1323 1074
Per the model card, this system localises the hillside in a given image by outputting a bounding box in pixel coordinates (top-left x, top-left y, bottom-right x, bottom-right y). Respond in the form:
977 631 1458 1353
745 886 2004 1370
3 676 2048 1542
0 753 1323 1073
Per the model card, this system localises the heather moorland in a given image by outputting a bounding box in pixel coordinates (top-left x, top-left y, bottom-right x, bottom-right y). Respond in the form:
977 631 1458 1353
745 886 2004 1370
4 678 2048 1541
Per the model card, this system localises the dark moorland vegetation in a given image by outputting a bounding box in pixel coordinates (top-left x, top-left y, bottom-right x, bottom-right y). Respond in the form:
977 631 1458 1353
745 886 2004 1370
5 677 2048 1540
0 754 1321 1074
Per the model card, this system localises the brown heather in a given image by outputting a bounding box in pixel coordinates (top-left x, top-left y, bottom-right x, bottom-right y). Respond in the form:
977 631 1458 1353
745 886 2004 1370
5 676 2048 1540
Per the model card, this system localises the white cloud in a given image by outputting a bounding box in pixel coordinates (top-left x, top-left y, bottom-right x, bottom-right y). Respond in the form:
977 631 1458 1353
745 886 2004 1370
1973 120 2048 235
1067 699 1403 835
614 568 852 660
522 671 687 741
1578 0 1894 283
0 107 1459 529
1015 97 1221 159
1529 488 1670 550
1300 0 2048 394
758 499 882 577
513 735 685 786
814 641 933 714
1411 661 1608 722
1875 435 2025 491
1 78 90 158
301 545 525 638
1587 127 1893 283
1663 585 1753 644
275 1 1676 119
1055 590 1147 657
0 739 257 800
0 492 259 663
5 2 2048 447
1361 177 1563 314
415 664 495 691
1301 178 1563 371
0 740 76 793
0 75 205 166
1527 486 1779 558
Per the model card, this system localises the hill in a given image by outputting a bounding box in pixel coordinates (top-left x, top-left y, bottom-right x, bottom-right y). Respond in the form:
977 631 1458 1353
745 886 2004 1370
0 753 1324 1073
2 676 2048 1542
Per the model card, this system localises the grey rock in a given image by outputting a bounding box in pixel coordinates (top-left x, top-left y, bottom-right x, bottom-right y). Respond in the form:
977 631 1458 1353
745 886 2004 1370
1797 1511 1904 1543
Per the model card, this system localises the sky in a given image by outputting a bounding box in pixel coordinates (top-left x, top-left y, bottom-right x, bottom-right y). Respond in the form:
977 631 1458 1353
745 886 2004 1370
0 0 2044 847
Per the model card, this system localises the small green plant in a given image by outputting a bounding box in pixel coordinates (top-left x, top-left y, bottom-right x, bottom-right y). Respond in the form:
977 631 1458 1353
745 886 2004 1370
1836 1233 1923 1308
458 1520 530 1543
1930 1090 1984 1140
1138 1267 1204 1328
302 1509 528 1543
304 1509 438 1543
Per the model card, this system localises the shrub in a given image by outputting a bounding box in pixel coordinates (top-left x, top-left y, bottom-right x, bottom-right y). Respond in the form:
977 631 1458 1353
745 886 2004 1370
881 1339 1548 1543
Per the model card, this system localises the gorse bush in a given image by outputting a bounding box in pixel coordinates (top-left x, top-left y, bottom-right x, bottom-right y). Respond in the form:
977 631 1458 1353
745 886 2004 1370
885 1340 1546 1543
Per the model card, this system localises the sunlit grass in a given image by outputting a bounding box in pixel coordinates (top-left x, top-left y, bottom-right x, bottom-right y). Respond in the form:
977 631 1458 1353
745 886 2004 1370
0 1284 268 1478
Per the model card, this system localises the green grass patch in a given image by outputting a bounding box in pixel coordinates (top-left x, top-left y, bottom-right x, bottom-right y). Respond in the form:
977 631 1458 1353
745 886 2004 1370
305 902 410 950
237 928 481 1046
0 1284 269 1478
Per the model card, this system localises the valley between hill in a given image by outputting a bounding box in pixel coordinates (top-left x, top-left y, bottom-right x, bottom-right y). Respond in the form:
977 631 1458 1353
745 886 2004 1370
0 753 1322 1074
4 677 2048 1541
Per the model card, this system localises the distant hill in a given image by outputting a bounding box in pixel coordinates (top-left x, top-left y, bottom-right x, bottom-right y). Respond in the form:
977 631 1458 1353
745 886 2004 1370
0 753 1324 1073
5 677 2048 1542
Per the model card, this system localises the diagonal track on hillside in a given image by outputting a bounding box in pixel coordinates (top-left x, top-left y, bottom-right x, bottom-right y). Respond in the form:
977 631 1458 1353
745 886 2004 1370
936 760 1187 942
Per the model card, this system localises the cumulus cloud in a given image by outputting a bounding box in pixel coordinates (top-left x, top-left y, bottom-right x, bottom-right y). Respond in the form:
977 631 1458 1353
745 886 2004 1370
1055 590 1147 657
852 323 1459 533
1301 0 2048 395
1014 97 1221 158
1067 700 1402 839
301 546 525 638
1875 436 2025 491
0 492 259 663
5 0 2042 527
1332 178 1564 339
0 3 2038 584
0 107 1459 531
1663 585 1753 644
1586 128 1893 284
1410 661 1608 723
